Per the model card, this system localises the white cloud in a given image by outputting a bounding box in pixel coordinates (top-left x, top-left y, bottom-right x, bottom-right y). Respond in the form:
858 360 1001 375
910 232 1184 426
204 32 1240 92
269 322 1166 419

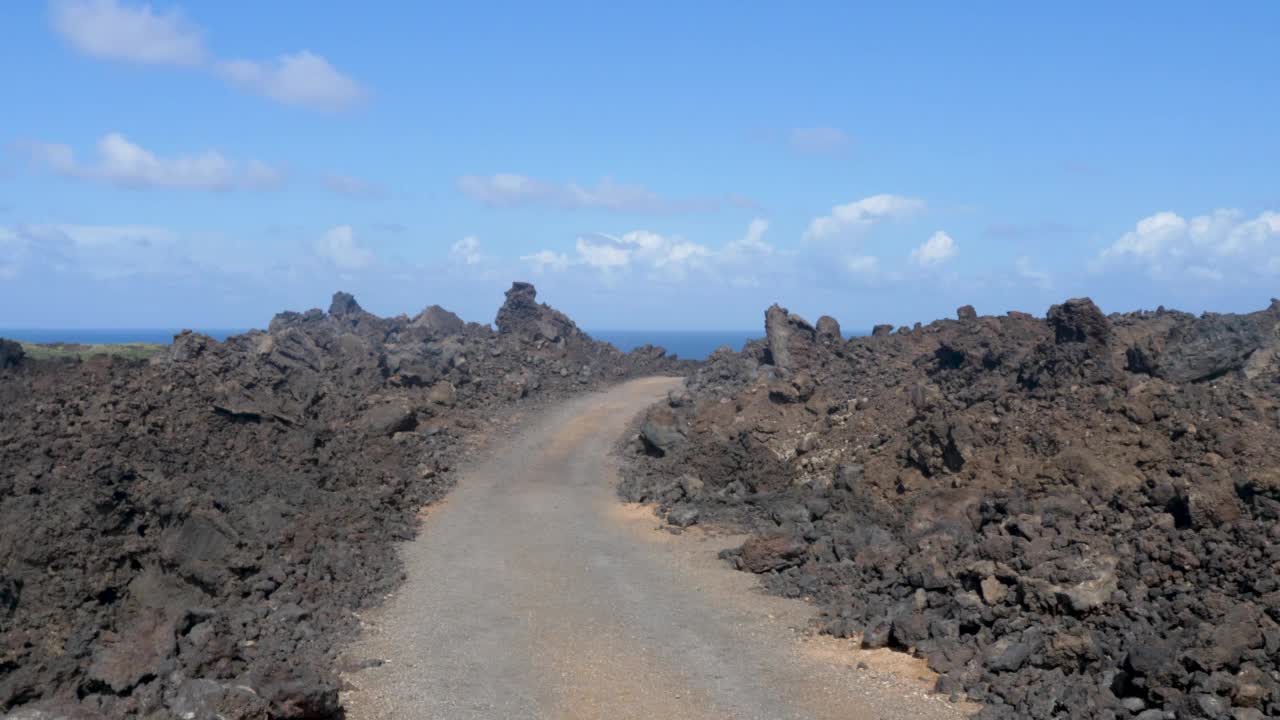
314 225 374 271
1014 256 1051 289
457 173 732 214
457 173 538 206
521 249 570 273
574 235 634 271
1100 211 1188 263
0 227 26 279
20 133 283 191
787 127 852 155
0 223 185 280
243 160 285 189
804 194 925 240
35 223 174 248
450 236 482 265
1188 265 1224 282
911 230 958 265
604 230 714 279
522 219 775 283
51 0 206 65
716 219 777 287
321 172 382 198
1097 208 1280 279
846 255 879 275
218 51 364 111
50 2 365 112
722 218 772 259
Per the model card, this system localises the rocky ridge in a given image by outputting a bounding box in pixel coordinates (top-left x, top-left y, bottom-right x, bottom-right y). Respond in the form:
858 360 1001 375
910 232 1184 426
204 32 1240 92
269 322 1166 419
0 283 689 719
620 297 1280 720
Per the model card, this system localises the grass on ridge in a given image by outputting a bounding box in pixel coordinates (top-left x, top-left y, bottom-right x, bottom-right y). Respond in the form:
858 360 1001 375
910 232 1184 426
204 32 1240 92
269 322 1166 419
17 341 167 361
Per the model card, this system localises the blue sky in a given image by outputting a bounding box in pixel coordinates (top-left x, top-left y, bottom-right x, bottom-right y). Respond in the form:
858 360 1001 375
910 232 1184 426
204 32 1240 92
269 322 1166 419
1 1 1278 330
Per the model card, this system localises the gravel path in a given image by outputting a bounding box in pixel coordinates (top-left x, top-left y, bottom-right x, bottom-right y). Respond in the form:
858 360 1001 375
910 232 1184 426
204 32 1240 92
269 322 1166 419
341 377 969 720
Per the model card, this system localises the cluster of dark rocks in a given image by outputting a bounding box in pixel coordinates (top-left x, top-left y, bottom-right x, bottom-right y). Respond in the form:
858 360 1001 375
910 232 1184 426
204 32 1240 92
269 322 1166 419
620 297 1280 719
0 283 689 719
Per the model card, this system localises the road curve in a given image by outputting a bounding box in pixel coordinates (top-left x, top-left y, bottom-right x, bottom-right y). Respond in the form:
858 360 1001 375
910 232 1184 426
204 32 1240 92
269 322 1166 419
341 377 969 720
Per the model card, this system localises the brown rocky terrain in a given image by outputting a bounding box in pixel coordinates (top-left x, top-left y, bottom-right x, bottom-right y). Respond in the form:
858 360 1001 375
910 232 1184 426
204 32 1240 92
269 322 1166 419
620 298 1280 720
0 282 689 719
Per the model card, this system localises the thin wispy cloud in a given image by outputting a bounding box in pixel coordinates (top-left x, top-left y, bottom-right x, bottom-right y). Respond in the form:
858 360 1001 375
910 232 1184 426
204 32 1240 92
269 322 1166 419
49 0 365 111
218 52 365 112
984 221 1079 240
1015 256 1051 289
50 0 205 65
521 249 571 273
450 236 483 265
803 194 925 241
458 173 747 215
1 222 186 280
314 225 375 271
321 172 384 199
752 127 853 156
787 127 853 155
18 132 284 191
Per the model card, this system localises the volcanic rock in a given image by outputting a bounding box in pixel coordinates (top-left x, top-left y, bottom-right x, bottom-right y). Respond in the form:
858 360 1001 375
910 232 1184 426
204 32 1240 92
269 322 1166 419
816 315 842 341
736 535 809 573
494 281 582 344
640 406 684 456
0 284 692 718
1047 297 1110 346
0 339 22 368
428 381 458 407
619 295 1280 719
328 291 364 317
764 304 820 373
411 305 465 335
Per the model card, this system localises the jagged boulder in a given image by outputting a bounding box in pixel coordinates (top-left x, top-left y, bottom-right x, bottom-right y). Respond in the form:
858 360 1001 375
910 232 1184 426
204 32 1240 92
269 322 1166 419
494 282 582 344
1127 311 1280 383
328 291 363 317
1047 298 1110 347
169 330 212 362
357 399 419 436
735 534 808 573
816 315 842 341
0 339 24 368
1020 298 1117 390
640 406 684 456
411 305 466 335
764 304 819 372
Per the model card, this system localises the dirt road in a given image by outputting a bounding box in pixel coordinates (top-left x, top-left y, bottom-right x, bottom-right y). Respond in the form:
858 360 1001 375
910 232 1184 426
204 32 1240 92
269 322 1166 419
341 377 968 720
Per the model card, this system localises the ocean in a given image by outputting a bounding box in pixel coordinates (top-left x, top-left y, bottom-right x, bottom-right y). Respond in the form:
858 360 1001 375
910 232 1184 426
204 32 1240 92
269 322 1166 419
0 328 250 345
587 330 759 361
0 328 760 361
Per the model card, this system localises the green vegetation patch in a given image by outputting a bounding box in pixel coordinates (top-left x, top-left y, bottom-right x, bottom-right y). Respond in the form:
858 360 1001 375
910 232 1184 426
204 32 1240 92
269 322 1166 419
18 341 167 361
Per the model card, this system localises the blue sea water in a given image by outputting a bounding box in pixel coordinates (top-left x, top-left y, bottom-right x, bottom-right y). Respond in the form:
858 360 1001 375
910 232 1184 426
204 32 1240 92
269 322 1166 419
0 328 251 344
0 327 760 361
0 328 877 361
588 330 759 361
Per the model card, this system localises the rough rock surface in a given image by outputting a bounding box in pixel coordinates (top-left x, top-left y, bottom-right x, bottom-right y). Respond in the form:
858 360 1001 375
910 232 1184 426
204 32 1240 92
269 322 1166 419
494 281 583 344
620 299 1280 720
0 283 690 719
0 340 22 369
